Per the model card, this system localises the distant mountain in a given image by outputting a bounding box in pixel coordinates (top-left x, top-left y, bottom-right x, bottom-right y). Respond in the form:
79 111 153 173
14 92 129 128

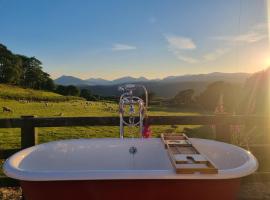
85 78 111 85
54 75 86 85
80 81 211 98
162 72 249 83
112 76 149 84
54 72 250 87
55 72 251 98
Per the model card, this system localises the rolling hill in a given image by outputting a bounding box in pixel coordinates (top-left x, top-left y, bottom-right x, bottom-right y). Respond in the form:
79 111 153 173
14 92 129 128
0 84 82 102
55 72 250 98
55 72 250 86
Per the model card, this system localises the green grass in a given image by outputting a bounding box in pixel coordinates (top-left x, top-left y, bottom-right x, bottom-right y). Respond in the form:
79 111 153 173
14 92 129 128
0 98 205 150
0 84 83 102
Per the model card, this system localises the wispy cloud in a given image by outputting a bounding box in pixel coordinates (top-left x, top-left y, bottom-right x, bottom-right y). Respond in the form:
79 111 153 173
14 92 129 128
172 52 198 64
112 43 137 51
203 48 229 61
166 35 196 50
212 22 267 44
213 32 266 44
166 22 268 64
165 35 198 63
177 54 198 64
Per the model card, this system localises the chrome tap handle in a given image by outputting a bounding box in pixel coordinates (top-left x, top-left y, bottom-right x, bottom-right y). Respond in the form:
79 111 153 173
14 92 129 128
119 84 148 138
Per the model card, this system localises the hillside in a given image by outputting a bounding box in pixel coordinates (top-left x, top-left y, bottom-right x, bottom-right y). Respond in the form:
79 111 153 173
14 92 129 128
81 81 211 98
0 84 82 102
54 72 250 86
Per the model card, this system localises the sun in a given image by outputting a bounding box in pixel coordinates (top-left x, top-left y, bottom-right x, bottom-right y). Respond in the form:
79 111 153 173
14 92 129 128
264 57 270 67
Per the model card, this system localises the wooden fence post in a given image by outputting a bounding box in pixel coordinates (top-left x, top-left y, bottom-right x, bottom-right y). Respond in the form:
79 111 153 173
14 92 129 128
21 115 38 149
215 114 231 143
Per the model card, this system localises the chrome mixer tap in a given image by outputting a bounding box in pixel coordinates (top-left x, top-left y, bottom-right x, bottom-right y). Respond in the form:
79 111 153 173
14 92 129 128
118 84 148 138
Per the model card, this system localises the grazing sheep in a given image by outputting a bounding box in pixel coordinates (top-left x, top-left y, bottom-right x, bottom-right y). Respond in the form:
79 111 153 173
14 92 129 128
108 106 114 112
171 125 178 129
2 106 13 113
19 100 28 103
56 112 63 116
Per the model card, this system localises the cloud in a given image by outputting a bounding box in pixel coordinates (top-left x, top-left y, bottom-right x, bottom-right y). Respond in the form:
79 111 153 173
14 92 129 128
166 35 196 50
112 43 136 51
212 22 267 44
165 35 231 64
213 32 266 44
203 48 229 61
165 35 198 63
172 52 198 64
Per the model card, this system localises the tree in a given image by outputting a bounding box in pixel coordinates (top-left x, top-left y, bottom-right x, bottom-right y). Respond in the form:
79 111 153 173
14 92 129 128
66 85 80 96
148 92 156 103
56 85 67 95
238 67 270 115
0 44 55 90
80 89 92 100
0 44 22 84
197 81 241 112
174 89 194 105
41 74 55 91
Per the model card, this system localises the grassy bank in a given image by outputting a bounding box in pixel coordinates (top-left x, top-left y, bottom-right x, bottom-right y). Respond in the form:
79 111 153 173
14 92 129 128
0 98 205 149
0 84 83 102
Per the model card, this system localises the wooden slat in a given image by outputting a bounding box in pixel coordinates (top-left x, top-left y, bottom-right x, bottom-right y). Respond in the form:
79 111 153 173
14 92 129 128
0 115 268 128
0 118 23 128
21 116 38 149
31 116 121 127
161 134 218 174
148 115 269 125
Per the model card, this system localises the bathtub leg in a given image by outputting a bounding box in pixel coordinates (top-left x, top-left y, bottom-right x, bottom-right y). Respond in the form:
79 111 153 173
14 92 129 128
21 192 25 200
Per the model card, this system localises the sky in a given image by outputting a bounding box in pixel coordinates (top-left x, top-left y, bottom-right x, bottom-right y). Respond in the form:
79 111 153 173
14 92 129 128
0 0 270 80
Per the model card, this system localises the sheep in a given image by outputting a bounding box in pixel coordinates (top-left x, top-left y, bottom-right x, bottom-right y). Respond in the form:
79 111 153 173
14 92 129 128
171 125 178 129
55 112 63 116
18 100 28 103
2 106 13 113
86 101 92 106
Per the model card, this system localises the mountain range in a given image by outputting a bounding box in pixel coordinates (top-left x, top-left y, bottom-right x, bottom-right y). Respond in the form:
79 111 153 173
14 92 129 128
54 72 250 86
54 72 250 98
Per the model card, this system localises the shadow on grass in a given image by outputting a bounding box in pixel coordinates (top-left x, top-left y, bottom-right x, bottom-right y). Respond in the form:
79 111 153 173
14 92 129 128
148 105 209 115
183 125 216 140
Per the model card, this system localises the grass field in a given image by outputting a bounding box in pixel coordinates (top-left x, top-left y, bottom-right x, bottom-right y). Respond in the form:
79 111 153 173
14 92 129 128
0 84 82 102
0 98 208 150
0 84 214 178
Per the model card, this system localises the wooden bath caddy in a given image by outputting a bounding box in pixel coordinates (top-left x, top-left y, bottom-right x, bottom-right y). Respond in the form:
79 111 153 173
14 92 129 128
161 133 218 174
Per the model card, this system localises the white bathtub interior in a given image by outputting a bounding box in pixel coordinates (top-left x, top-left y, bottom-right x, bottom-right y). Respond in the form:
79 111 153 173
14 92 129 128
18 139 172 171
4 138 258 180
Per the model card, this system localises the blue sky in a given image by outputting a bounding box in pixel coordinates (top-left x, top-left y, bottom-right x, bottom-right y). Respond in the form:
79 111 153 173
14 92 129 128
0 0 269 79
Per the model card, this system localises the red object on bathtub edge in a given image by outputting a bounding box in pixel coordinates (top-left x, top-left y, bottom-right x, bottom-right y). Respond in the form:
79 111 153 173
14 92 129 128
143 124 152 138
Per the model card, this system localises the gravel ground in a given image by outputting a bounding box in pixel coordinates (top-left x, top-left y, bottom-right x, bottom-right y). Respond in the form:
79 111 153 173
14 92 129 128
238 181 270 200
0 181 270 200
0 187 22 200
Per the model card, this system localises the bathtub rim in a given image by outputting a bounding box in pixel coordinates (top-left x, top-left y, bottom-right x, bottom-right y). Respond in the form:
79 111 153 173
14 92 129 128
3 138 258 181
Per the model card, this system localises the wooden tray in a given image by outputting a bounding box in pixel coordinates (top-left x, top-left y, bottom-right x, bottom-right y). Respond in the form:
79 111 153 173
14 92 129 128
161 133 218 174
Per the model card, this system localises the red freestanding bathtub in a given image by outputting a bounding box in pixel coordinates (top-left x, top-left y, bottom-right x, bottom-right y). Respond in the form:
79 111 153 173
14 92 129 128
3 138 257 200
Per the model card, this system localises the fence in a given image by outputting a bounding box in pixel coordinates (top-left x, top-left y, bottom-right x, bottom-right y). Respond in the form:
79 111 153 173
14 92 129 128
0 115 269 186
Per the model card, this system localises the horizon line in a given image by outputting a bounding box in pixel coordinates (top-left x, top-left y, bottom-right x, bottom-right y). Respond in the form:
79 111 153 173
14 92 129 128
53 70 253 81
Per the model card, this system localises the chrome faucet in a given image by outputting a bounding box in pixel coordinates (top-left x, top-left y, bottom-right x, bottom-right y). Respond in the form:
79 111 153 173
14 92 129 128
119 84 148 138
